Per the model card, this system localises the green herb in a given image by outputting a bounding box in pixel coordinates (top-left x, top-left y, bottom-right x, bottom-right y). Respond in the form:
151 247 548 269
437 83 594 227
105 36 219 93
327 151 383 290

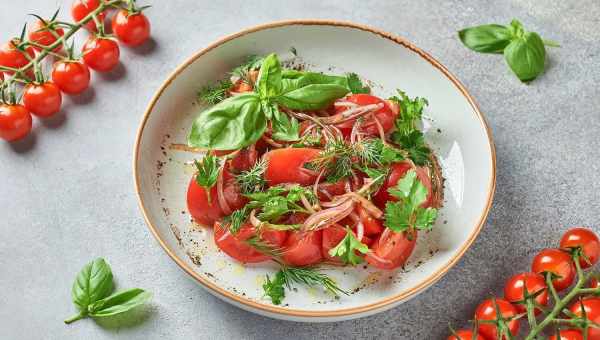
224 206 250 234
394 130 431 166
194 154 220 192
231 55 263 84
384 170 438 233
328 227 369 265
263 271 286 305
246 185 314 222
235 158 267 194
389 90 428 138
269 104 300 142
256 53 283 99
281 71 349 94
197 79 233 105
65 258 151 324
274 83 349 111
292 133 322 148
246 236 284 259
458 19 558 82
346 73 370 94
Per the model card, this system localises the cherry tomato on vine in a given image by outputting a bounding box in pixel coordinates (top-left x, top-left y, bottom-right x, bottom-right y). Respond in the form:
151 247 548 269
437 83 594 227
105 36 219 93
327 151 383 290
0 104 32 142
560 227 600 269
51 60 90 95
549 329 584 340
446 329 485 340
82 37 120 72
111 10 151 46
23 82 62 117
71 0 106 32
503 272 548 315
532 248 575 291
569 297 600 340
474 298 520 340
590 277 600 289
0 39 35 73
28 20 65 52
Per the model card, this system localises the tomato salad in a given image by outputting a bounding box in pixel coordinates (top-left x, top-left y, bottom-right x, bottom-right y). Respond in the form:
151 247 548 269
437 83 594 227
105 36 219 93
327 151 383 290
185 53 443 304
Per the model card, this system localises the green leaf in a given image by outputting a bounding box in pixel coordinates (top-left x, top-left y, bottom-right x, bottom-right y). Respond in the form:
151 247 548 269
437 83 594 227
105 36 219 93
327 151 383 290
263 271 286 305
275 84 349 111
245 186 287 203
384 201 413 232
380 144 405 164
88 288 152 318
504 31 546 82
281 71 349 94
72 258 114 312
256 53 282 99
415 207 438 230
270 105 300 142
188 93 266 150
392 130 431 166
328 228 369 265
346 73 370 94
389 90 428 137
458 24 512 53
194 154 220 190
224 206 251 234
258 196 289 222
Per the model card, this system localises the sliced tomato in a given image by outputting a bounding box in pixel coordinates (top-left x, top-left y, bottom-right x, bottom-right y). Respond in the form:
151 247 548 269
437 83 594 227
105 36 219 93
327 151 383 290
365 229 417 270
214 223 269 263
357 205 384 236
373 161 433 209
334 94 397 137
322 224 347 262
317 179 347 201
265 148 320 186
228 147 258 173
260 228 288 248
282 230 323 266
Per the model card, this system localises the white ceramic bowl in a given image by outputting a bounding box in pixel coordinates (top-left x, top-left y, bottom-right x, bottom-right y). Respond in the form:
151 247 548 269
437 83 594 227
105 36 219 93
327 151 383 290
133 20 496 322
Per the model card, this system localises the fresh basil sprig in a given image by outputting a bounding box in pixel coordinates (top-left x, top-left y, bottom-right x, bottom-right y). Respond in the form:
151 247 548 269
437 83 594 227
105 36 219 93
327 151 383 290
188 53 350 150
459 19 558 82
65 258 152 324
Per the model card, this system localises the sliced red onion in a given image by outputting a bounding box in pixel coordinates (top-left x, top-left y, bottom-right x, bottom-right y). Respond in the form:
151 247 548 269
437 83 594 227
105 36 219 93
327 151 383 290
356 221 365 241
303 199 354 231
216 167 232 215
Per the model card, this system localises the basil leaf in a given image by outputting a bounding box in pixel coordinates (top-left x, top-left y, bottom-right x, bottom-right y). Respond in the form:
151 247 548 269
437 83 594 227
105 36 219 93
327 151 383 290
270 105 300 142
504 31 546 82
72 258 114 312
88 288 152 317
275 84 349 111
458 24 512 53
188 94 266 150
281 71 348 94
256 53 282 99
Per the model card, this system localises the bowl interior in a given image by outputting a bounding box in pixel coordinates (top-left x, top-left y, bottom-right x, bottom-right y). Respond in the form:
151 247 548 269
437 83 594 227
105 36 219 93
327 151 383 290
134 21 495 320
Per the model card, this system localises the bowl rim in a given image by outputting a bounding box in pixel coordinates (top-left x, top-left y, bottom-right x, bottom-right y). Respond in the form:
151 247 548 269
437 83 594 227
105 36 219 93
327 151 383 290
133 19 496 318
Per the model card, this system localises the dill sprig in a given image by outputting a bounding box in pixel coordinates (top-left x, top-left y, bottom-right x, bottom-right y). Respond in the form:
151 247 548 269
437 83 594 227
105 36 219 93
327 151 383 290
246 236 283 259
281 267 348 296
235 158 267 194
198 79 233 105
223 206 250 234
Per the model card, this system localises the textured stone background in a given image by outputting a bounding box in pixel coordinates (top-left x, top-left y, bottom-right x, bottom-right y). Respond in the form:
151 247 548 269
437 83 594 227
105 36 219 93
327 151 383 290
1 1 599 339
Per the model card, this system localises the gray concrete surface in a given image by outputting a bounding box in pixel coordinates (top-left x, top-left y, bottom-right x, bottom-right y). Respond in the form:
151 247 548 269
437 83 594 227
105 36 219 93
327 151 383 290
1 0 599 339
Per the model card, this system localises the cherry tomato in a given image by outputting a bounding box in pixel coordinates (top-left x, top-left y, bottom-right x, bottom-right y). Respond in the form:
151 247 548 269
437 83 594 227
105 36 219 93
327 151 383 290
227 147 258 173
28 20 65 52
503 272 548 315
549 329 584 340
0 104 32 142
260 228 288 248
569 297 600 340
0 40 35 73
265 148 321 186
82 37 120 72
447 329 485 340
316 179 347 201
214 223 268 263
365 229 416 270
474 298 520 340
71 0 106 32
334 94 397 137
532 248 575 291
23 82 62 117
373 161 433 209
560 227 600 269
111 10 151 46
51 60 90 95
357 205 384 236
322 224 347 262
282 230 323 266
590 277 600 289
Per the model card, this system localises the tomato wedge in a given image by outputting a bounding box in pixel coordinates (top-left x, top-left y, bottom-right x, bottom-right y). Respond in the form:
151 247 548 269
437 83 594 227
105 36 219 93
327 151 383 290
373 161 433 209
365 229 417 270
214 223 269 263
282 230 323 266
334 94 397 137
322 224 347 262
357 205 384 236
265 148 320 186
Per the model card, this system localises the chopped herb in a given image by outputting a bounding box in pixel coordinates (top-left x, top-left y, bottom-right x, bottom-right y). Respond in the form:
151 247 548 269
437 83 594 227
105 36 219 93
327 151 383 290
224 206 250 234
346 73 370 94
236 158 267 194
194 154 220 202
198 80 233 105
389 90 428 137
292 133 322 148
246 236 283 259
328 228 369 265
263 271 286 305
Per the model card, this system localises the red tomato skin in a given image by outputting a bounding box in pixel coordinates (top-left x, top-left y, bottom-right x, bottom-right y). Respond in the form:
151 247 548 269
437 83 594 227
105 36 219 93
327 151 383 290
532 248 575 291
365 229 416 270
28 20 65 52
0 40 35 72
23 82 62 117
357 205 384 236
373 162 433 209
569 297 600 340
560 227 600 268
503 272 548 315
282 230 323 266
51 61 91 95
264 148 321 186
82 37 120 72
317 180 347 201
322 224 347 262
334 94 397 136
590 277 600 289
260 229 288 248
549 329 584 340
214 223 269 263
71 0 106 32
446 329 486 340
228 147 258 173
187 178 223 226
0 104 32 142
111 10 151 46
475 298 520 340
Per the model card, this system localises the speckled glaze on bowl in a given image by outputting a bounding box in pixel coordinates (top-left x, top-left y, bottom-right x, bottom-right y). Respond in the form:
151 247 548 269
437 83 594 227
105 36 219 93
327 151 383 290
133 20 496 322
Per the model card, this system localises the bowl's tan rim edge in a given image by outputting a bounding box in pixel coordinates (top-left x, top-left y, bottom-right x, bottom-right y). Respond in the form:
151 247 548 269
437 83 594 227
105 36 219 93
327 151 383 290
133 19 497 319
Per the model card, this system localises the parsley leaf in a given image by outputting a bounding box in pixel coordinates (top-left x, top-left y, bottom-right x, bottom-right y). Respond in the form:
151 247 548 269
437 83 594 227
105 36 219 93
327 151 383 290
263 271 286 305
235 159 267 194
245 185 315 223
389 90 428 137
194 154 220 202
197 80 232 105
328 228 369 265
394 130 431 166
346 73 370 94
384 170 438 232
